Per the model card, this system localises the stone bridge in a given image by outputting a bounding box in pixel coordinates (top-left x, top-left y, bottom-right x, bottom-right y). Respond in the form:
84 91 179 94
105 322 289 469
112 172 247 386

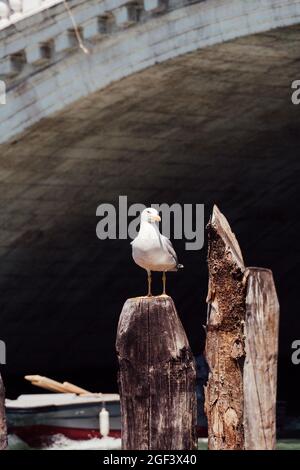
0 0 299 406
0 0 300 140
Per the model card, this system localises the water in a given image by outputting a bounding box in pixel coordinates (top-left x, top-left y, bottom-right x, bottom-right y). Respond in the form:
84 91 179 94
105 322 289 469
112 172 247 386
8 434 121 450
7 434 300 450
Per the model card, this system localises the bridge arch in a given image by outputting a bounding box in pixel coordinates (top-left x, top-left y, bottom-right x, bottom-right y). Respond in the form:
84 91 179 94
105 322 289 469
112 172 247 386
1 0 300 142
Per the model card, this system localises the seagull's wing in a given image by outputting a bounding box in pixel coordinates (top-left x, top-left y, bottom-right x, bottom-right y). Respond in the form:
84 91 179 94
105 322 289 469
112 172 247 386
161 235 178 265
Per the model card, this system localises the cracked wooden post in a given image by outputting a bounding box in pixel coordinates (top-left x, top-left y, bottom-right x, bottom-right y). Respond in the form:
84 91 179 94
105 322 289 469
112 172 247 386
204 205 246 450
0 373 7 450
244 268 280 450
116 296 197 450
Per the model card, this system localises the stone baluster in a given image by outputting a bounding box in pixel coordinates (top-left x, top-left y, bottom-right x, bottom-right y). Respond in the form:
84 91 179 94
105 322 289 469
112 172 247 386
0 1 10 27
9 0 22 19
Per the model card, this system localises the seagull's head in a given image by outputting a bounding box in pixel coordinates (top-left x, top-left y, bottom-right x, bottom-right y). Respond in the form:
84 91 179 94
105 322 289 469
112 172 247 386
141 207 161 224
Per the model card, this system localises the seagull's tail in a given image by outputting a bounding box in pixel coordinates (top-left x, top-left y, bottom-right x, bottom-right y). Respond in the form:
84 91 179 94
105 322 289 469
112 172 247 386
177 264 184 269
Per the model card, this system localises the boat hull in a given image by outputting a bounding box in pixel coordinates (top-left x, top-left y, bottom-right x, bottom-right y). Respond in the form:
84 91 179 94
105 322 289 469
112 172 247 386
10 425 121 448
6 400 121 447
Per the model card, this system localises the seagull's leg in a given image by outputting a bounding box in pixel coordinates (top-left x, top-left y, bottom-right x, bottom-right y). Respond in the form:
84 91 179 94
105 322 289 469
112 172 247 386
162 271 167 296
147 270 152 297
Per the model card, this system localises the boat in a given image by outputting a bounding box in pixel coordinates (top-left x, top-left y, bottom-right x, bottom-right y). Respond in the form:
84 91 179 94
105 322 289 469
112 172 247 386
5 365 208 448
6 393 121 448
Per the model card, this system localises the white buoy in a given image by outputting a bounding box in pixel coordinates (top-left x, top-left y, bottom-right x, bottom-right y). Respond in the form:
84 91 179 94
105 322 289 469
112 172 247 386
99 404 110 438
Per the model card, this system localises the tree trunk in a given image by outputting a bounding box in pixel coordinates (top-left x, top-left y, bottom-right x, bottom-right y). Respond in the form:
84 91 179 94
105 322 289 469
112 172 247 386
116 295 197 450
0 374 7 450
204 205 246 450
244 268 279 450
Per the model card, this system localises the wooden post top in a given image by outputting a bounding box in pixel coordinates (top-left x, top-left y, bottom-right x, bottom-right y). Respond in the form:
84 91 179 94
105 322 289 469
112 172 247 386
116 295 190 364
124 295 173 302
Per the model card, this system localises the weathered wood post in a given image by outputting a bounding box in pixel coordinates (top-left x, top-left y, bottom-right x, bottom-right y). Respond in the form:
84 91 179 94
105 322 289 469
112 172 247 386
0 373 7 450
204 206 280 450
244 268 280 450
204 205 246 450
116 296 197 450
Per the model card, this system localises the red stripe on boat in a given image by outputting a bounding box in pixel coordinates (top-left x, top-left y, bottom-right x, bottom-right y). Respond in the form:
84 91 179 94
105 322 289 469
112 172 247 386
10 425 121 448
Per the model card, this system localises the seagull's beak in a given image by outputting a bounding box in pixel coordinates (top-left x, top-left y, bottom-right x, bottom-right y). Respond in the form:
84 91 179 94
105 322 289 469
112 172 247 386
152 214 161 222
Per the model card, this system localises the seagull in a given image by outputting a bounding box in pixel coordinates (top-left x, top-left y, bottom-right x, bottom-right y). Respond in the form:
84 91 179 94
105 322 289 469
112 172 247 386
131 207 183 296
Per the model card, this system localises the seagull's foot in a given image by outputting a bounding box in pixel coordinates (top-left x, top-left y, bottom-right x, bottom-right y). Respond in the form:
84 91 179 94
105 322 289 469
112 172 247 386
159 293 169 297
138 293 153 299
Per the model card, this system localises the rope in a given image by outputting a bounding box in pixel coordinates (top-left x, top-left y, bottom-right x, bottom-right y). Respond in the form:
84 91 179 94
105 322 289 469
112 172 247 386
63 0 90 54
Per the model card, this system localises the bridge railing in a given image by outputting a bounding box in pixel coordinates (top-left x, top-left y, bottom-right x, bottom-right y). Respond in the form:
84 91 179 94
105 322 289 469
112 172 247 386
0 0 63 29
0 0 176 82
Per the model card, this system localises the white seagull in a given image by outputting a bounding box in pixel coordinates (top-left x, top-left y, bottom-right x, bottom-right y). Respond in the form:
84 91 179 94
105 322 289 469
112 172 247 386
131 208 183 296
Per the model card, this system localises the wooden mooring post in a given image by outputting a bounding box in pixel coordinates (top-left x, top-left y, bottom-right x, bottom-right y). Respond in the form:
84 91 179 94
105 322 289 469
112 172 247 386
116 296 197 450
204 205 246 450
204 205 280 450
244 268 279 450
0 373 7 450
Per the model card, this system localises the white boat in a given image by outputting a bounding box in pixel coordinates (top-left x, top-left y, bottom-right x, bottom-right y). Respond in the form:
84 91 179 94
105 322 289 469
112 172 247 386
6 393 121 447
